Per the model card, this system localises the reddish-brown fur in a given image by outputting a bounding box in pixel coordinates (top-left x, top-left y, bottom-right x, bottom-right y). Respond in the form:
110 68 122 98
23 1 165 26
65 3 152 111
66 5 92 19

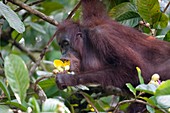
56 0 170 112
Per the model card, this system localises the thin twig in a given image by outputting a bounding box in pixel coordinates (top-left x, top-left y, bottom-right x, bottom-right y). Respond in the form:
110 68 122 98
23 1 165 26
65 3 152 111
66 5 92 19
7 0 58 26
66 1 81 20
29 30 58 76
34 75 55 91
113 99 167 113
163 1 170 13
10 39 37 63
1 28 37 63
30 82 47 103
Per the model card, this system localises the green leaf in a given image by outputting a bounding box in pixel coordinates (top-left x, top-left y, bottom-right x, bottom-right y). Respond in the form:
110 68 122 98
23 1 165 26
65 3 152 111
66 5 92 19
110 2 140 27
158 13 168 28
119 103 129 111
6 101 27 111
152 13 169 29
4 54 30 104
0 105 13 113
116 11 139 22
136 84 157 95
110 2 137 18
126 83 136 96
151 81 170 111
11 30 23 41
80 92 105 112
137 0 160 24
42 98 70 113
28 97 40 113
155 80 170 96
140 96 156 106
164 30 170 42
119 17 141 27
96 95 115 111
0 80 11 101
145 96 157 113
38 78 56 89
136 67 144 84
28 22 46 34
0 2 25 33
41 2 63 15
156 95 170 108
38 78 59 97
146 105 155 113
130 0 138 5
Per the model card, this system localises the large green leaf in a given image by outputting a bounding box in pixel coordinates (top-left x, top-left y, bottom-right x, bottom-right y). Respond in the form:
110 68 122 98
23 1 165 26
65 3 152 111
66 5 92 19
148 81 170 109
4 54 30 104
0 80 11 101
155 80 170 96
109 2 141 27
156 95 170 108
152 13 169 29
136 84 157 95
137 0 160 24
0 2 25 33
110 2 140 23
0 105 13 113
157 13 168 28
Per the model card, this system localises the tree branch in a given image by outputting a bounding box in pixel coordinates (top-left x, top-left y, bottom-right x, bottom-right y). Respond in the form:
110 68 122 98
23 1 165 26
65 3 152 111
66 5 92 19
28 31 58 103
7 0 58 26
163 1 170 13
29 30 58 76
66 1 81 20
11 40 37 62
34 75 55 91
1 28 37 63
113 99 167 113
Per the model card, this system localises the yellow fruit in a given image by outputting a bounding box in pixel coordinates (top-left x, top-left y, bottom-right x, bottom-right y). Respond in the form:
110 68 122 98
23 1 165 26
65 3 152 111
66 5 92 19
53 59 71 73
53 60 63 68
63 60 70 66
151 74 160 81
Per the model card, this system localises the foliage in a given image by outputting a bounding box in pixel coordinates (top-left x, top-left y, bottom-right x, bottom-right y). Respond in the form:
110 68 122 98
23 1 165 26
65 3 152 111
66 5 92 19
127 74 170 113
0 0 170 112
